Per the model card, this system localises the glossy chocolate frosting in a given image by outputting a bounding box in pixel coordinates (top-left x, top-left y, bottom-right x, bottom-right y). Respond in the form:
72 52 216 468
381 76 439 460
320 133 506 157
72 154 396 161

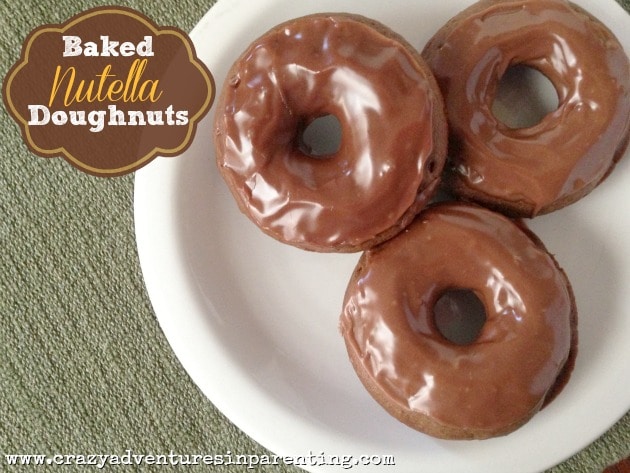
340 202 575 438
214 13 446 252
422 0 630 217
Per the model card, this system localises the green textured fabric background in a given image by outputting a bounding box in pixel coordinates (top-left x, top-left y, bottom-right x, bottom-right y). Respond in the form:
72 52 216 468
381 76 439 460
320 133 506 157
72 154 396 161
0 0 628 472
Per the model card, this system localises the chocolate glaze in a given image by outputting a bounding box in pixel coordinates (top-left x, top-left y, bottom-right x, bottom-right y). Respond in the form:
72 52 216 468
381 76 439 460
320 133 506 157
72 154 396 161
340 202 575 438
422 0 630 217
214 14 445 252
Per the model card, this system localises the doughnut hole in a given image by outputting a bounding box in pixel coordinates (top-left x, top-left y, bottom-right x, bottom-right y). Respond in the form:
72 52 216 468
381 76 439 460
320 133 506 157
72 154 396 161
492 65 559 129
433 288 486 345
298 114 342 158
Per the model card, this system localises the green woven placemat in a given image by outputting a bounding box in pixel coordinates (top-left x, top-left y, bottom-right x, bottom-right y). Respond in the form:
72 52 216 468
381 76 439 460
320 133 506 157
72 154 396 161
0 1 628 472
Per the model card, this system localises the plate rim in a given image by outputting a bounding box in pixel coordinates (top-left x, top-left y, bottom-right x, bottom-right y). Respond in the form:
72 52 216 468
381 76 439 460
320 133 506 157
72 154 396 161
134 0 630 471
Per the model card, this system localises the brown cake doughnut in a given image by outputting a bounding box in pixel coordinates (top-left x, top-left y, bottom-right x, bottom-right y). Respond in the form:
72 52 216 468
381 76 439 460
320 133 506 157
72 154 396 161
214 13 447 252
422 0 630 217
340 202 577 440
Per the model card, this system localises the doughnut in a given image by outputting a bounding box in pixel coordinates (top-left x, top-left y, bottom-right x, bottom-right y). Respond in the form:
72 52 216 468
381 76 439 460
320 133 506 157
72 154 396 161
214 13 447 252
340 202 577 439
422 0 630 217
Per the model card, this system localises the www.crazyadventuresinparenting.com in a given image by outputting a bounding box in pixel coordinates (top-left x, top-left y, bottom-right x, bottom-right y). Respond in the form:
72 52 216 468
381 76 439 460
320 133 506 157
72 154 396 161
4 449 396 469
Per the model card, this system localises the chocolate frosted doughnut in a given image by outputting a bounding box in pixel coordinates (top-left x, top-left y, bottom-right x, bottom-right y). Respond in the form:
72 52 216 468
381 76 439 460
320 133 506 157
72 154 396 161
422 0 630 217
340 202 577 439
214 13 447 252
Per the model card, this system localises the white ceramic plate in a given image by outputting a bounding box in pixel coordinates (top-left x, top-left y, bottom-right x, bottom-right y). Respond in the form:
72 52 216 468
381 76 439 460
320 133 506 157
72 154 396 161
134 1 630 471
